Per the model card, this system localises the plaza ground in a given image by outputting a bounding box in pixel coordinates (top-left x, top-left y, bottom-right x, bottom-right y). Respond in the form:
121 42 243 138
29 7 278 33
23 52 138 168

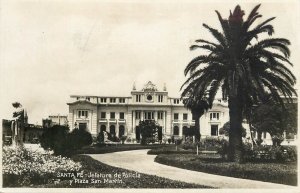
88 149 295 189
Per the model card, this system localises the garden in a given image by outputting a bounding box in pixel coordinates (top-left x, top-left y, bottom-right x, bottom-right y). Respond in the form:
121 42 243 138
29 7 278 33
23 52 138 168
147 137 297 186
2 145 211 188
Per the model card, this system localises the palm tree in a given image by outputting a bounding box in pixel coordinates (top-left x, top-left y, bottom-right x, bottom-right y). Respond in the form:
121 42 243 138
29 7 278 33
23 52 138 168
182 92 210 142
181 4 297 162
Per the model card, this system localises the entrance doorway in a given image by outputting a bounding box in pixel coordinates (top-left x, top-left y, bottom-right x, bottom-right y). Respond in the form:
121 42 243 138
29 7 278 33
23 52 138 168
211 125 218 136
119 125 125 138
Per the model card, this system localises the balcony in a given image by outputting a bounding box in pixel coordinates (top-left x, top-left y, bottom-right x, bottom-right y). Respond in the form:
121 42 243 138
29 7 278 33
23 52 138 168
209 119 220 123
182 119 188 125
172 119 179 123
118 119 126 123
99 118 107 123
190 120 195 126
109 119 117 123
77 116 88 120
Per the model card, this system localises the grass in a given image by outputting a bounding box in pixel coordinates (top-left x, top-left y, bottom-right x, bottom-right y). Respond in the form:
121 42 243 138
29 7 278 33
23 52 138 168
147 145 218 155
40 155 212 188
154 153 297 186
76 144 170 154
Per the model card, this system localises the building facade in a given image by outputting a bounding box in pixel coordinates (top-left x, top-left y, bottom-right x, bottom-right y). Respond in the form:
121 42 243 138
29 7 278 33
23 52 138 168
67 81 230 140
42 115 68 128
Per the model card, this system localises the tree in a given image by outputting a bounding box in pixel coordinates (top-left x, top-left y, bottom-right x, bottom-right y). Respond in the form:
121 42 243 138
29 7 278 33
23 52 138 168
182 95 209 141
252 101 297 146
181 4 297 162
138 120 160 145
40 125 70 155
68 128 93 149
219 121 246 138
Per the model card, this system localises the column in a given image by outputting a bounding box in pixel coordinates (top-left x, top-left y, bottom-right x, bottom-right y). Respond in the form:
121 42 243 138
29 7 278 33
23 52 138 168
166 109 172 136
116 113 119 138
179 123 183 137
163 111 166 134
154 111 157 121
141 110 144 121
132 110 136 133
107 112 110 133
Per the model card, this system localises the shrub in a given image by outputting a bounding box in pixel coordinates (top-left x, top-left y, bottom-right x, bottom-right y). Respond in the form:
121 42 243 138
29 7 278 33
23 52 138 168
219 142 297 162
175 138 183 145
126 136 132 143
181 140 196 150
120 136 127 144
217 139 229 159
97 131 105 144
40 125 69 155
108 134 120 142
167 138 171 144
202 137 226 151
2 146 82 187
40 125 93 156
171 136 175 143
68 128 93 150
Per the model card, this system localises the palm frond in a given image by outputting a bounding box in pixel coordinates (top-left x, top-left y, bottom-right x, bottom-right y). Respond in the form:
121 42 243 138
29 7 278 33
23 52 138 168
203 23 227 47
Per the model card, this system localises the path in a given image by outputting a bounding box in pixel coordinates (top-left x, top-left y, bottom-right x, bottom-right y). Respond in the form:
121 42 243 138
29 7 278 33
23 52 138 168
88 149 295 189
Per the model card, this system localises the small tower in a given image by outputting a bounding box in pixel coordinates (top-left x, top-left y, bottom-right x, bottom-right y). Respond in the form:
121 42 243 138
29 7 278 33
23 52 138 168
163 83 167 91
133 82 136 90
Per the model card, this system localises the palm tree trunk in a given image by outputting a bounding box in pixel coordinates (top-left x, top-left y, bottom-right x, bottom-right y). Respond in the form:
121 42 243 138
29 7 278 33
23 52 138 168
194 115 201 142
228 96 244 162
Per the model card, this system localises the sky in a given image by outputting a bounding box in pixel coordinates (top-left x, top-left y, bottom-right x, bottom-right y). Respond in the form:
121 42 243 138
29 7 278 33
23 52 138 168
1 0 299 124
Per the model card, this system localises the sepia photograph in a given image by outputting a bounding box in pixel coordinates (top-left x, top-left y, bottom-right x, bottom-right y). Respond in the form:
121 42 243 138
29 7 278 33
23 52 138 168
0 0 299 192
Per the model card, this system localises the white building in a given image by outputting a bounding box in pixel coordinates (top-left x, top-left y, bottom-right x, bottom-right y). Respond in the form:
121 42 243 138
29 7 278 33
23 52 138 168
67 81 229 140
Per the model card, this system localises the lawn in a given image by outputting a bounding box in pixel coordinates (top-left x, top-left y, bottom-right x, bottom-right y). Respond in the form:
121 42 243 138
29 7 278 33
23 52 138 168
154 153 297 186
40 155 212 188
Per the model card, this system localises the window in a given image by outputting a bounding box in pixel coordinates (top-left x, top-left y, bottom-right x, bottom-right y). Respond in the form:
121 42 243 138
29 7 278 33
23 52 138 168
135 111 141 119
158 111 163 120
145 111 154 120
77 97 79 100
173 126 179 135
210 112 220 120
182 126 188 135
110 112 115 119
100 125 106 132
119 125 125 138
110 125 116 135
119 112 125 119
110 98 116 103
119 98 125 103
173 99 180 104
211 125 218 136
146 95 153 101
100 112 106 119
158 95 163 102
263 132 267 139
86 97 90 101
100 98 107 103
183 113 188 120
79 123 87 130
136 95 141 102
174 113 179 120
78 110 88 118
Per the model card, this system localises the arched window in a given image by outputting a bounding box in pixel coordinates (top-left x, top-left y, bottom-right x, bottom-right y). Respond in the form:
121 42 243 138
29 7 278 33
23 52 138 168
110 125 116 135
100 125 106 133
182 126 188 135
119 125 125 138
173 126 179 135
